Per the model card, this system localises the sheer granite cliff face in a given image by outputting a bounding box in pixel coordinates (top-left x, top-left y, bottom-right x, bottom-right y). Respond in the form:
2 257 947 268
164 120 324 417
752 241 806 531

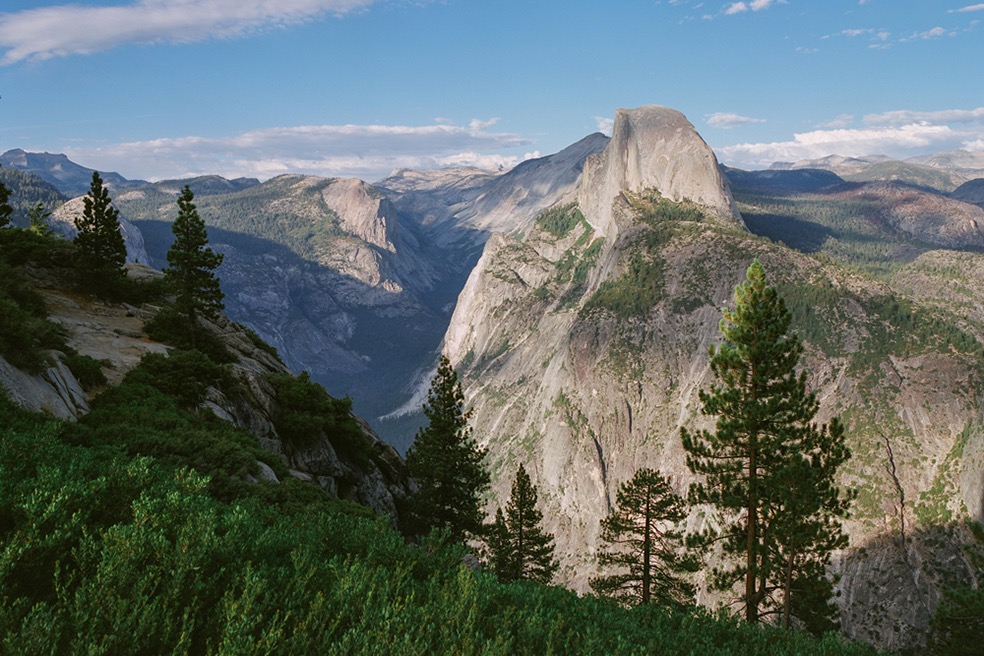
443 107 984 652
576 106 743 240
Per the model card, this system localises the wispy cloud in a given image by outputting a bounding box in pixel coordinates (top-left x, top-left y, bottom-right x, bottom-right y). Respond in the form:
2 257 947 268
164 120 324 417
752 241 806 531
899 26 950 42
717 107 984 169
817 114 854 129
723 0 780 16
706 112 766 129
949 4 984 13
60 119 536 182
864 107 984 126
0 0 374 65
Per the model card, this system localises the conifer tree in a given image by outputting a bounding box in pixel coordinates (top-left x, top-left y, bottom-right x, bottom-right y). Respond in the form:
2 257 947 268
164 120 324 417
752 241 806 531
165 186 224 325
681 259 851 628
74 171 126 291
488 463 558 583
590 468 696 607
27 202 54 238
406 355 490 542
0 176 12 229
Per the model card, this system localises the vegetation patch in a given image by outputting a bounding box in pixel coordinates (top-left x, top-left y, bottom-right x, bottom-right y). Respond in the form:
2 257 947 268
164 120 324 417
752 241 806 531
267 370 372 466
536 202 585 238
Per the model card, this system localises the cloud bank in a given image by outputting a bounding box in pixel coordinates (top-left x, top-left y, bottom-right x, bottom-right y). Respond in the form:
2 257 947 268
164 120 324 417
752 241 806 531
0 0 374 64
62 119 537 182
717 107 984 169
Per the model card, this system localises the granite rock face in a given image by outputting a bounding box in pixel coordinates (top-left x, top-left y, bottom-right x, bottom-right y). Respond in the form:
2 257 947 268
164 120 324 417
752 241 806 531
576 106 743 239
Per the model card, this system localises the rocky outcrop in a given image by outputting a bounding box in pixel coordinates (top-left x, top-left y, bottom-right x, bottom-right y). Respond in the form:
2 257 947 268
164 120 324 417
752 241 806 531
0 356 89 419
576 106 743 238
197 314 411 521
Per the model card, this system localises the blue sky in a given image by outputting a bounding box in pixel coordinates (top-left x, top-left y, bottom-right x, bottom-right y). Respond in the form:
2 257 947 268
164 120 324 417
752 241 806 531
0 0 982 182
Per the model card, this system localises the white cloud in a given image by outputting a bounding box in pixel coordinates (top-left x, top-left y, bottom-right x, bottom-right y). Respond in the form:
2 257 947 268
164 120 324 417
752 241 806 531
950 4 984 13
594 116 614 136
864 107 984 126
817 114 854 129
0 0 375 65
717 122 983 169
723 0 778 15
706 112 766 129
60 119 537 182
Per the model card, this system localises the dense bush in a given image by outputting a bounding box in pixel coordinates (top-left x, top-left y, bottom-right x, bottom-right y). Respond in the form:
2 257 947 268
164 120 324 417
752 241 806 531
62 352 108 391
0 257 67 372
536 203 584 237
124 349 236 409
145 306 234 363
267 371 372 466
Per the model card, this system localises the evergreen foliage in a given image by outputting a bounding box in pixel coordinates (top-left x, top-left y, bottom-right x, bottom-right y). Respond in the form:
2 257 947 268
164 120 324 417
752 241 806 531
929 525 984 655
406 355 491 542
590 468 697 607
27 202 54 238
681 260 852 628
0 239 68 372
0 175 12 228
266 371 372 466
73 171 127 293
165 186 225 325
487 464 558 583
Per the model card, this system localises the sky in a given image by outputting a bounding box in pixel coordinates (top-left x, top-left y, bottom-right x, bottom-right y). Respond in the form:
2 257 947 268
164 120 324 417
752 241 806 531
0 0 982 183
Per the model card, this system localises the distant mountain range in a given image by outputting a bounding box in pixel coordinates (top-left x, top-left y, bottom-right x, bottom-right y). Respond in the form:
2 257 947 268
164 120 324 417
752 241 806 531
769 150 984 193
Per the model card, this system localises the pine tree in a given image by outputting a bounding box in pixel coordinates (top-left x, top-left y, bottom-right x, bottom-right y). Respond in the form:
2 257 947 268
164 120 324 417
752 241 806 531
405 355 490 542
681 259 851 627
74 171 126 291
165 186 224 325
488 464 558 583
590 468 696 607
28 202 54 238
0 176 12 229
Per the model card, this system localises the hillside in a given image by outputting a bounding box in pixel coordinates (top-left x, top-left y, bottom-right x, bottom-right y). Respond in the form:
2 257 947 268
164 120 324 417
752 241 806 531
0 226 880 656
444 107 984 652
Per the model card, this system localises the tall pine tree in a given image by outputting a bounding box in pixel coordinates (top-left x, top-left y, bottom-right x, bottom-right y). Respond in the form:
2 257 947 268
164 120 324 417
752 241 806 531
487 463 558 583
406 355 490 542
681 259 851 627
74 171 126 292
165 186 224 325
590 468 696 607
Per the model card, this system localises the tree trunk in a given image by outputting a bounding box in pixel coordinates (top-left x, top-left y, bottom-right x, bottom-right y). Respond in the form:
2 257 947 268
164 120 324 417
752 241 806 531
746 431 759 623
781 551 794 628
642 486 652 605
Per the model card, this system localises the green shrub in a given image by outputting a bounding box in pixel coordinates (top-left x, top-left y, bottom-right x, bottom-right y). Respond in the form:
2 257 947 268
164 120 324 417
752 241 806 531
267 371 372 466
62 352 107 391
124 349 236 409
536 203 584 238
145 306 234 363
